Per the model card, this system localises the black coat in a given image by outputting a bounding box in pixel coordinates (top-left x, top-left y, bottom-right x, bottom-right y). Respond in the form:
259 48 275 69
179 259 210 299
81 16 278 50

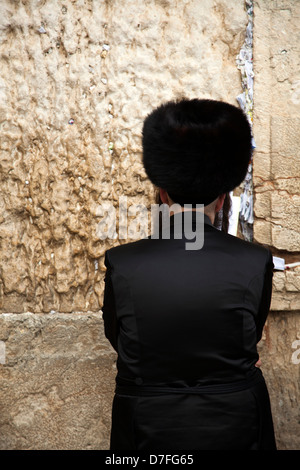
102 211 276 450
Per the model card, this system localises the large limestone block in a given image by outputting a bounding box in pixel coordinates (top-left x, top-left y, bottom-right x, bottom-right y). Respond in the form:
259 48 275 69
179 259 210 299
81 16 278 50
258 312 300 450
271 117 300 178
271 192 300 251
253 0 300 253
0 313 116 450
0 0 247 313
270 266 300 311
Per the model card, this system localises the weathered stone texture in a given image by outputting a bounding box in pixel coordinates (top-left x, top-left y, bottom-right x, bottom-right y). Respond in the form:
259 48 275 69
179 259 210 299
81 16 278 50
253 0 300 316
0 0 246 314
258 312 300 450
0 0 249 450
0 313 116 450
0 0 299 452
253 1 300 450
272 269 300 311
253 0 300 254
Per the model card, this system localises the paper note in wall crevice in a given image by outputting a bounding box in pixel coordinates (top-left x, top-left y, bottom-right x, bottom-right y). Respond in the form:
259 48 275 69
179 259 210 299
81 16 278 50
228 193 241 236
272 256 285 271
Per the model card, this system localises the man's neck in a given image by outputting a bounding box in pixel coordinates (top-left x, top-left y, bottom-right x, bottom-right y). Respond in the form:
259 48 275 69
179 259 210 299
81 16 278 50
169 207 215 225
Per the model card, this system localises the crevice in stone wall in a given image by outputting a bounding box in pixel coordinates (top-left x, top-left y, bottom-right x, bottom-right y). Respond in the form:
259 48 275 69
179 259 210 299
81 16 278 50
236 0 254 242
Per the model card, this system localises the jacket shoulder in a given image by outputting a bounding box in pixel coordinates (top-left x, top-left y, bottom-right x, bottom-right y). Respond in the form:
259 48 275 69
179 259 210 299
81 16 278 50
104 237 152 269
217 229 273 268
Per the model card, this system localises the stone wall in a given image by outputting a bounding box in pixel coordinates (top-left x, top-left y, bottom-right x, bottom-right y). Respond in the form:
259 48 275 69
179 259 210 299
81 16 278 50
0 0 246 314
0 0 299 450
0 0 248 450
253 0 300 450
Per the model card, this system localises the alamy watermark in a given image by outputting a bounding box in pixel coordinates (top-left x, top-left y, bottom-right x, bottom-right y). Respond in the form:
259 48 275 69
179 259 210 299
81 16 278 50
95 196 204 250
0 341 5 365
291 339 300 365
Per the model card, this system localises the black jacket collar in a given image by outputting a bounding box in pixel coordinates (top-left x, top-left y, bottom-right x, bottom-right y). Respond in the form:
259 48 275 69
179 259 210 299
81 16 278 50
152 210 216 241
169 211 213 228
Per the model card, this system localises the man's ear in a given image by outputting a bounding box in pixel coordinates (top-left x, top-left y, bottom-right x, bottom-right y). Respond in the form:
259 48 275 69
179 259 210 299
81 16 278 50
159 188 170 205
215 193 226 212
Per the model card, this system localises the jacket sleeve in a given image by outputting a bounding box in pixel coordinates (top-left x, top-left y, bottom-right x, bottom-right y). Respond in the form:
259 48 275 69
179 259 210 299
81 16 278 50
102 250 119 352
256 250 274 343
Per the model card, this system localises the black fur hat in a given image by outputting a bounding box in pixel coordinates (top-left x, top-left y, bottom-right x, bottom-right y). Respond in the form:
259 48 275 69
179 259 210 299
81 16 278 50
142 98 252 206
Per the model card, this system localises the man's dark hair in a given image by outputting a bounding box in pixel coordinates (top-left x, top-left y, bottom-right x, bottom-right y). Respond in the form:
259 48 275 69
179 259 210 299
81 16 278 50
142 98 252 206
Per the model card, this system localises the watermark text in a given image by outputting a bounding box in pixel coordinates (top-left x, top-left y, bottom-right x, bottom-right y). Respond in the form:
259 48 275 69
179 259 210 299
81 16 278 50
95 197 205 250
